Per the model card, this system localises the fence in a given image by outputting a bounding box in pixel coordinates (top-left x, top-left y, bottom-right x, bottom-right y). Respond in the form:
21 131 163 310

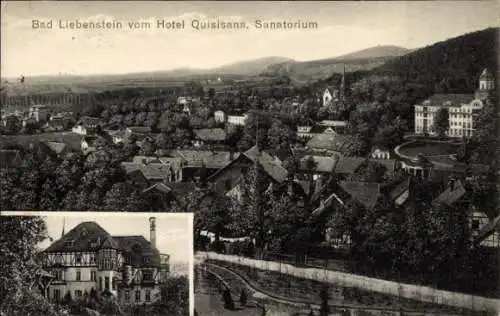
196 251 500 314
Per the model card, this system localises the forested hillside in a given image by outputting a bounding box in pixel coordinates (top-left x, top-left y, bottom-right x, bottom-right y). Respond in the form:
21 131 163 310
371 27 499 93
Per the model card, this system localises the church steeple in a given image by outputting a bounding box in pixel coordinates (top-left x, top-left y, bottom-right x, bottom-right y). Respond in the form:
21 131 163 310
61 218 66 238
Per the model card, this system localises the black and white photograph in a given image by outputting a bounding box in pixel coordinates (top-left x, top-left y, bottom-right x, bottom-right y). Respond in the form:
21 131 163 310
1 1 499 316
0 212 193 316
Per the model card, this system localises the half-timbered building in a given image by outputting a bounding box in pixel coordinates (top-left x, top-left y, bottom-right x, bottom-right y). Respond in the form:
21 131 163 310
42 217 170 305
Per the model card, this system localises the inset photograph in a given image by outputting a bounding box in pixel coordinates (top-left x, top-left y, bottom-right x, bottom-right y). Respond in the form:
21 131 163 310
0 212 193 316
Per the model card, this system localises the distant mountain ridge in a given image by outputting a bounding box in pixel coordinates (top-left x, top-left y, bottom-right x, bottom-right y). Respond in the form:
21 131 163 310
261 45 411 84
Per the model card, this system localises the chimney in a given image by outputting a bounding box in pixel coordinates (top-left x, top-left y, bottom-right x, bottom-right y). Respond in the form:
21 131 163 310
149 217 157 250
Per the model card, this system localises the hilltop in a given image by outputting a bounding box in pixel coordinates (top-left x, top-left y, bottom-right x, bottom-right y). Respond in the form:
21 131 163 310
370 27 499 93
261 45 411 84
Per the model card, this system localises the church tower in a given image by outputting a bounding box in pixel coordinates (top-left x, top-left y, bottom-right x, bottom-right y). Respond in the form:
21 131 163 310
475 68 495 100
339 65 346 110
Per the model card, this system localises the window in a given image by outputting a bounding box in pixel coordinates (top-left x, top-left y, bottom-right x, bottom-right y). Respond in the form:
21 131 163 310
224 179 231 191
472 220 480 230
135 290 141 302
55 269 63 281
75 253 82 264
76 270 81 281
105 277 110 290
142 270 153 282
53 289 61 302
112 278 116 290
75 290 83 298
145 290 151 302
90 253 96 264
125 290 130 302
91 270 97 282
99 277 103 291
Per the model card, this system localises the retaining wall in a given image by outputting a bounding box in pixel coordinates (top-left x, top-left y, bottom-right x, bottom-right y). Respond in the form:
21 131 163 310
196 252 500 313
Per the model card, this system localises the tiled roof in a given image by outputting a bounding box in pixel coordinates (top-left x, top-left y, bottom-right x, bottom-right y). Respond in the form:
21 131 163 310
79 116 102 126
173 150 239 169
244 146 288 183
299 155 337 173
319 120 348 127
311 192 345 217
339 181 381 210
423 94 475 107
193 128 227 141
127 126 152 134
121 162 174 180
44 221 161 267
477 215 500 242
334 157 366 174
389 178 410 201
45 222 111 252
433 180 466 206
306 133 355 153
142 183 173 195
45 141 68 154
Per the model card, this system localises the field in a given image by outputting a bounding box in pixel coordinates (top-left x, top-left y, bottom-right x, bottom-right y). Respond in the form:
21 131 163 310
0 132 83 151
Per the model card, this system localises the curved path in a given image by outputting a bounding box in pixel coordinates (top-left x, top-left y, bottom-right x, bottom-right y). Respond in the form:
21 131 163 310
197 260 476 316
195 264 264 316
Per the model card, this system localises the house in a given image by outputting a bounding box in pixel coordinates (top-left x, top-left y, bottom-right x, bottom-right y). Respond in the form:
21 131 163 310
214 110 225 124
72 116 103 135
371 146 391 160
44 141 70 157
81 135 109 154
41 218 170 305
334 156 366 176
388 177 411 207
208 146 288 194
0 149 22 169
121 160 181 185
306 133 355 156
226 113 248 126
106 129 126 144
170 150 239 182
141 182 197 211
29 104 51 122
414 69 494 137
124 127 153 142
318 120 348 134
297 126 313 139
192 128 227 148
432 179 467 206
475 215 500 249
132 156 183 182
298 155 337 180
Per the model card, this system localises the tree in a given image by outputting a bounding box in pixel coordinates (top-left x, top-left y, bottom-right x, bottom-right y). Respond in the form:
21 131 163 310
152 276 189 316
433 108 449 137
155 133 174 150
139 138 156 156
0 216 67 315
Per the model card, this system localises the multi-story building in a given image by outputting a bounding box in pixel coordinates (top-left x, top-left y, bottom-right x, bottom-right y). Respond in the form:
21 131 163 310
42 217 170 305
414 68 495 137
29 104 51 122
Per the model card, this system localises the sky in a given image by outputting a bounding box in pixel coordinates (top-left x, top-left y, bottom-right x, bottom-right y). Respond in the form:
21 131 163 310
3 212 193 266
1 1 498 77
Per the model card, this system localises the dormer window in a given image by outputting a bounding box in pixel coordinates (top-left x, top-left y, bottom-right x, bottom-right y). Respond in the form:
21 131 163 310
64 240 75 248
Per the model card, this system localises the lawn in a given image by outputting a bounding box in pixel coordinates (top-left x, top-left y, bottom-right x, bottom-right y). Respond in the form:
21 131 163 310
0 132 83 151
398 141 460 158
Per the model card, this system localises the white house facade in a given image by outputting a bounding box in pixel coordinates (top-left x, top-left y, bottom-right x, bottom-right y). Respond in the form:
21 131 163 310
414 68 494 137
